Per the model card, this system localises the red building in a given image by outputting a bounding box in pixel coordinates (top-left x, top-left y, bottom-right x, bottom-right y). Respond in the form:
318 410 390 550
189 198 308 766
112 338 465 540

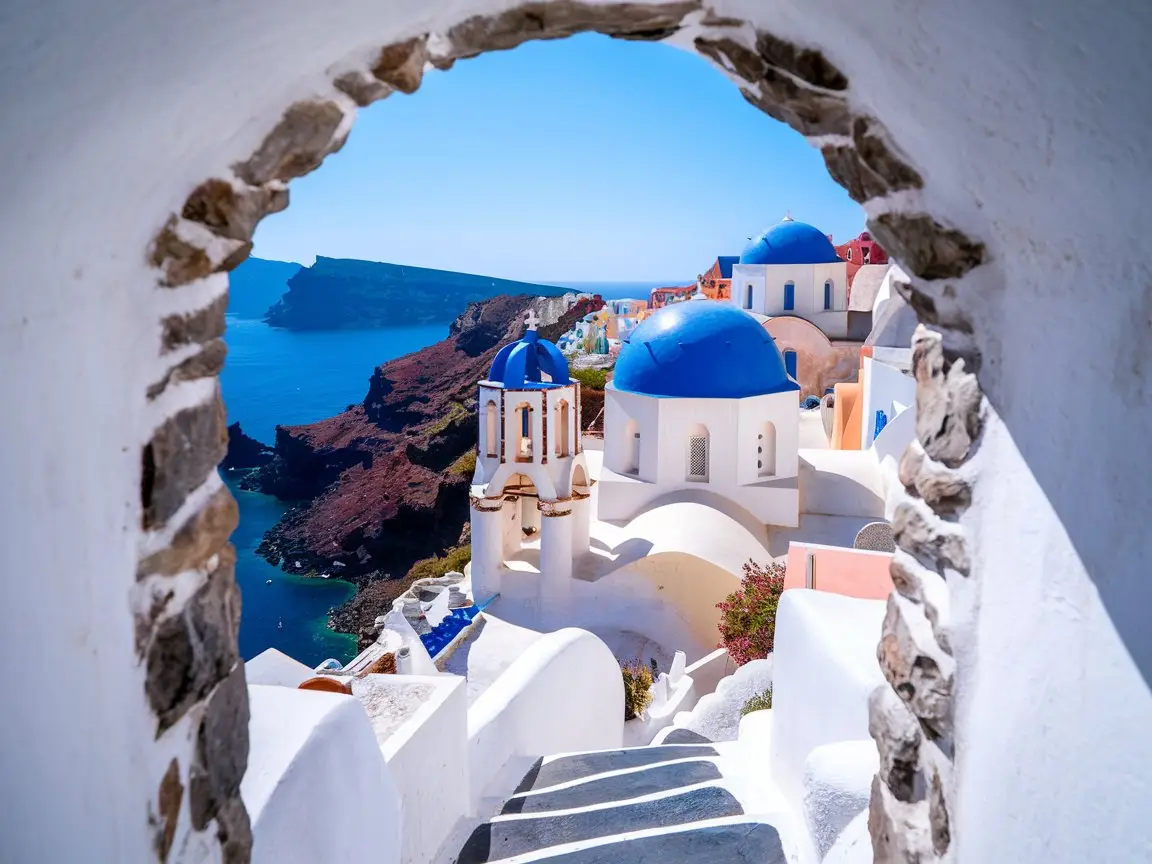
834 231 889 287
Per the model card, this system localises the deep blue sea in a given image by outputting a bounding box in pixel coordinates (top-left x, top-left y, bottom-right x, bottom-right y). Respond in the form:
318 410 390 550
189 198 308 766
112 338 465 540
221 277 677 668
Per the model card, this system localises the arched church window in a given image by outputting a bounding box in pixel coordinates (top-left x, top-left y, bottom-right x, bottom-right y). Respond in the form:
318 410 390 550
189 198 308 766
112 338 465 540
556 399 571 458
784 282 795 311
687 424 709 482
745 284 753 309
824 280 833 310
758 422 777 477
624 418 640 476
515 402 534 462
485 400 498 457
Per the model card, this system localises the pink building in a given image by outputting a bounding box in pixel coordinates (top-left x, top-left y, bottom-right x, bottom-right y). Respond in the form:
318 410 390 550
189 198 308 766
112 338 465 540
783 541 894 601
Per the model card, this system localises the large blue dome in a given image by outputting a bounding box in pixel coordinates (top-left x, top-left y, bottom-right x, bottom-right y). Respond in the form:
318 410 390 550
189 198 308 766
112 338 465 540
740 219 841 265
613 300 798 399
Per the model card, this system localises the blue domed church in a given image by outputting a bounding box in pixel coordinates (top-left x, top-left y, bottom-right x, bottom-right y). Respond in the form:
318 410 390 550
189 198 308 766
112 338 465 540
730 214 852 338
598 296 802 526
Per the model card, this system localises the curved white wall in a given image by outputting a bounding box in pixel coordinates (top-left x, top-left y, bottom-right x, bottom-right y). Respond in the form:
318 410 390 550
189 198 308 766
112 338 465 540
243 686 402 864
468 627 623 802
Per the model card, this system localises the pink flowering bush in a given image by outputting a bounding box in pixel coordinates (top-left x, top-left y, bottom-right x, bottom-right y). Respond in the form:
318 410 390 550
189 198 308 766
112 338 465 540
717 559 786 665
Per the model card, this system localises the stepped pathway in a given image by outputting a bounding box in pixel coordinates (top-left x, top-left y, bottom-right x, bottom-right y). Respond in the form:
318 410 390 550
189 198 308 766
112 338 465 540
452 738 802 864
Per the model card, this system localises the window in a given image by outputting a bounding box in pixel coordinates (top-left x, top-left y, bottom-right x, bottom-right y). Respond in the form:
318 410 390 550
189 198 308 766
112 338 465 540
863 246 871 264
758 422 777 477
784 350 798 379
485 400 498 457
745 284 754 309
686 424 709 482
824 280 833 310
846 247 852 261
623 419 641 475
783 281 795 311
555 399 570 457
515 403 533 462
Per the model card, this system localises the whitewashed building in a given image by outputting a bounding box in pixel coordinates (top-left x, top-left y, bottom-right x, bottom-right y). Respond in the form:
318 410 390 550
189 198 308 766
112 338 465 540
730 215 852 339
598 297 802 526
469 313 592 606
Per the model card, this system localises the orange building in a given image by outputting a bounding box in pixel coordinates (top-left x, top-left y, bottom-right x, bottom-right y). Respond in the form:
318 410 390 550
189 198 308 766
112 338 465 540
697 256 738 301
649 284 696 308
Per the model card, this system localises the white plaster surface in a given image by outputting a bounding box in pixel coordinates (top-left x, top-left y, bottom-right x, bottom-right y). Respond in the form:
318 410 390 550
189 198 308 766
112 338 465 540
467 628 623 804
802 740 877 859
3 1 1151 860
245 648 315 688
243 685 402 864
377 675 469 864
661 657 774 743
769 591 886 809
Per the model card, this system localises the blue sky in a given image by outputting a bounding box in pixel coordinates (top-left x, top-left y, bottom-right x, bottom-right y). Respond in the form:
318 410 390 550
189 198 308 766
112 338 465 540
252 34 863 284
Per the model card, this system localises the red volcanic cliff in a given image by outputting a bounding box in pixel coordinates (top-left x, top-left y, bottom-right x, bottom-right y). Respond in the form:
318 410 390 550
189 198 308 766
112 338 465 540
247 292 604 642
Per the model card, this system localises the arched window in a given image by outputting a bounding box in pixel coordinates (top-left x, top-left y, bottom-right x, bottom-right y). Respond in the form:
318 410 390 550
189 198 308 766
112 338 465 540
784 350 798 379
624 418 640 476
824 280 833 310
758 422 777 477
515 402 533 462
745 284 754 309
783 281 795 311
686 424 709 482
555 399 570 458
485 400 498 457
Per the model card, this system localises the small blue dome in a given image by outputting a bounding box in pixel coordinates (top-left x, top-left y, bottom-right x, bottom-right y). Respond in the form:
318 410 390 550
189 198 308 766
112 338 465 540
613 301 798 399
740 219 841 265
488 329 571 389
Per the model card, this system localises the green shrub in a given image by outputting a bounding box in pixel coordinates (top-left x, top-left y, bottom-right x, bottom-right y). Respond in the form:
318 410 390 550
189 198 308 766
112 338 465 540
425 402 469 437
717 559 786 665
570 367 610 390
449 449 477 476
621 659 654 721
741 688 773 715
406 544 472 582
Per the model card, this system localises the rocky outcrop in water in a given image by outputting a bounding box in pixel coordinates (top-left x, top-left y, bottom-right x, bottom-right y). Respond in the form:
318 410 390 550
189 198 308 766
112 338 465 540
222 422 275 470
264 256 569 330
247 292 604 646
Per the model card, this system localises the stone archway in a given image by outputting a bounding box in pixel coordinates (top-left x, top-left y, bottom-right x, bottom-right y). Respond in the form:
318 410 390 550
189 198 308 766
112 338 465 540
114 4 987 862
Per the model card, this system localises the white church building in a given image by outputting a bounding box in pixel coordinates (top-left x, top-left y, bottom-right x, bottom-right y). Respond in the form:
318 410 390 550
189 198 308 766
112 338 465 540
598 296 802 526
730 215 852 339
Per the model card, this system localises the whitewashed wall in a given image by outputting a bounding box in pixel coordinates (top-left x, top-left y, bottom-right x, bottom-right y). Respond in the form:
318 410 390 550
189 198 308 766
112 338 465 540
0 0 1149 861
600 385 800 524
859 356 915 449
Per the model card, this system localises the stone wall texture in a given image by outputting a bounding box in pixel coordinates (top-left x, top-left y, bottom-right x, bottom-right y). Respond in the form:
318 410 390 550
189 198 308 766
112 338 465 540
139 5 989 862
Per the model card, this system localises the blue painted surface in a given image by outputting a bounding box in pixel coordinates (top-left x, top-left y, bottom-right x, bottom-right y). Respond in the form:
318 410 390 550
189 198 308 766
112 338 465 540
783 282 795 311
613 301 798 399
823 280 832 310
717 256 739 279
784 350 798 379
740 219 842 266
421 605 482 658
489 329 572 388
874 409 889 439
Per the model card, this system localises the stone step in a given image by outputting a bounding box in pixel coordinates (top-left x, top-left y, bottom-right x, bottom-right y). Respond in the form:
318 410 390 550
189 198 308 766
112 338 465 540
501 759 723 814
483 819 787 864
658 728 713 745
457 786 743 864
512 745 719 794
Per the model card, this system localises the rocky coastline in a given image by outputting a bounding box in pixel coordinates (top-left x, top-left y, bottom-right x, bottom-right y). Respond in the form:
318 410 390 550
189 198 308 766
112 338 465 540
241 291 605 648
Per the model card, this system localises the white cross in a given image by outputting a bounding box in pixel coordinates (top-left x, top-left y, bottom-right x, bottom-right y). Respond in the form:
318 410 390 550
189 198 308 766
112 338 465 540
525 309 540 331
